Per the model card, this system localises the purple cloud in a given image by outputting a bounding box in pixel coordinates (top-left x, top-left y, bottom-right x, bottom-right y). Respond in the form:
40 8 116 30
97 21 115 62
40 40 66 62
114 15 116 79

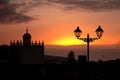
0 0 34 24
50 0 120 11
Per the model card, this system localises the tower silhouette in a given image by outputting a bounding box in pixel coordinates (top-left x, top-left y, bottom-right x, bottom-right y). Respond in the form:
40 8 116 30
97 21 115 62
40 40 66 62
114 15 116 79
23 27 31 46
10 27 44 64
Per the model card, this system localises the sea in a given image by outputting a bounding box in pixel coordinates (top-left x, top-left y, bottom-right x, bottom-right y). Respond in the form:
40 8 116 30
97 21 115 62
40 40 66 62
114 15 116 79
45 45 120 61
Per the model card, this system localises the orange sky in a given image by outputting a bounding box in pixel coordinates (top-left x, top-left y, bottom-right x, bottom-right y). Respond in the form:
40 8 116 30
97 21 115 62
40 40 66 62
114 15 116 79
0 0 120 46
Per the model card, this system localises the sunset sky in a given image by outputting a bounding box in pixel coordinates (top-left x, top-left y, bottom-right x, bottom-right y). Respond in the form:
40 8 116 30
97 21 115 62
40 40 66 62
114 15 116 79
0 0 120 46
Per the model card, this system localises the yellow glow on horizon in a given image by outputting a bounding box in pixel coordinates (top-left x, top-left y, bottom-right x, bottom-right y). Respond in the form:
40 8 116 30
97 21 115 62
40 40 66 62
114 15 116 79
51 38 85 46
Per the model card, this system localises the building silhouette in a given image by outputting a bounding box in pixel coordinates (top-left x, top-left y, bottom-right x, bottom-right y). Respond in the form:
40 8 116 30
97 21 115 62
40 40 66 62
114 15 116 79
78 55 87 64
9 27 44 64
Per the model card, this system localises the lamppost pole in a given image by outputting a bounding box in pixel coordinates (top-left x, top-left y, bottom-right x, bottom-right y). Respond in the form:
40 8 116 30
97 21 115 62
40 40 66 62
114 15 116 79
87 33 90 62
74 26 104 62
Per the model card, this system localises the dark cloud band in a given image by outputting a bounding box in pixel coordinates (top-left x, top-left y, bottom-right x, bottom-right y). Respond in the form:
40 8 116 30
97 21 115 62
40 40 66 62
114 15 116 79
26 0 120 12
0 0 34 24
51 0 120 11
1 0 119 24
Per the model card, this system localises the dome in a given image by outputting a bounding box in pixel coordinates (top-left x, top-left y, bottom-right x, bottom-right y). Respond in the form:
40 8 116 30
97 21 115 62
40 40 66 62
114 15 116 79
23 27 31 39
23 33 31 39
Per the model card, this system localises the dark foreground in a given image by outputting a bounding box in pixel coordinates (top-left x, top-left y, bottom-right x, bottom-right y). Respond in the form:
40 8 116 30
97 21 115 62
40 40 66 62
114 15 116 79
0 60 120 80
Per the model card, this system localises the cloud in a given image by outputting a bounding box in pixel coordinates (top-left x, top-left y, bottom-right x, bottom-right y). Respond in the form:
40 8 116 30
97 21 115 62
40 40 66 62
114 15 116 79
28 0 120 12
24 0 120 12
1 0 119 24
0 0 34 24
49 0 120 11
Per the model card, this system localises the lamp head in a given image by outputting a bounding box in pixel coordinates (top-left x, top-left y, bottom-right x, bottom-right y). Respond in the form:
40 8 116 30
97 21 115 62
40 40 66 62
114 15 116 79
96 26 104 39
74 26 82 39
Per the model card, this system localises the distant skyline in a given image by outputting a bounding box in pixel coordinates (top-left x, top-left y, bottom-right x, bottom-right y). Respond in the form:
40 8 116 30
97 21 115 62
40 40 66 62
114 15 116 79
0 0 120 46
45 45 120 61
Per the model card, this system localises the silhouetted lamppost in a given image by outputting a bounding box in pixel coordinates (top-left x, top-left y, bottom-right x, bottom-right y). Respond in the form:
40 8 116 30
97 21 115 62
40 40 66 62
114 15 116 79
74 26 104 62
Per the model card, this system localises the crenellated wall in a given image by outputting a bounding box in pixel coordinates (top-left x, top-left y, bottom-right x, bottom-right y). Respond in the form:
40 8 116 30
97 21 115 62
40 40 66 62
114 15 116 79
10 40 44 47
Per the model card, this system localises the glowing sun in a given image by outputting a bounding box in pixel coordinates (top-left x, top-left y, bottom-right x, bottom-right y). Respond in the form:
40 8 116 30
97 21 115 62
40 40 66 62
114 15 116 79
52 38 85 46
